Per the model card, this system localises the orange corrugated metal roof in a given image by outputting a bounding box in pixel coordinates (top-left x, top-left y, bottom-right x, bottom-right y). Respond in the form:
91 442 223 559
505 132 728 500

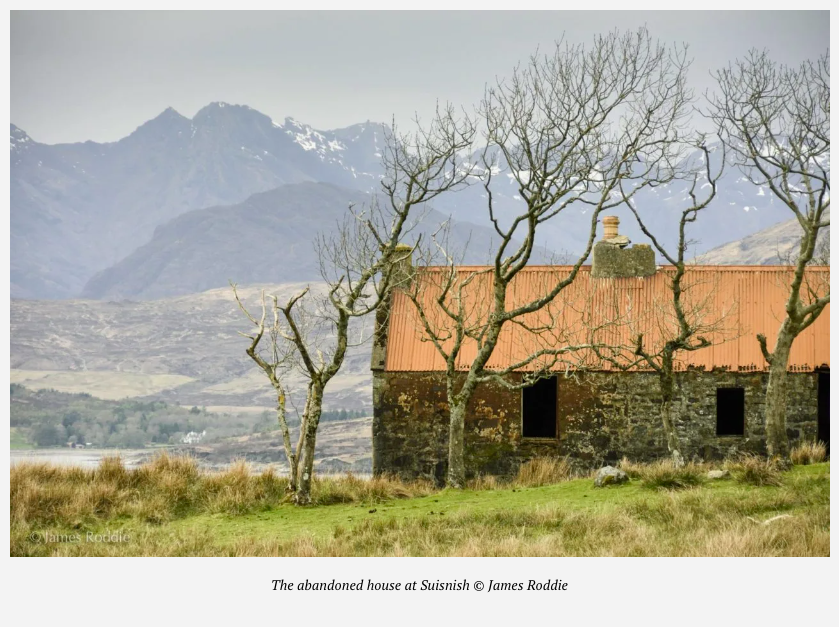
384 265 830 373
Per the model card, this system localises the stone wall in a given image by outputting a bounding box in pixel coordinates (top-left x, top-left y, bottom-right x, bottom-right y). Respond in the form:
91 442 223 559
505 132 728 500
372 369 821 481
590 241 656 278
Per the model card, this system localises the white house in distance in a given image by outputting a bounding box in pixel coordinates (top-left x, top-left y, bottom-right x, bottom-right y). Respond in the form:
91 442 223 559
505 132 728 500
181 430 206 445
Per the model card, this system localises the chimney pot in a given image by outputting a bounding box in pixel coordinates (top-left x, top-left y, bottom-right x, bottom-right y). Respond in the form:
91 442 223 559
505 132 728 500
602 216 620 240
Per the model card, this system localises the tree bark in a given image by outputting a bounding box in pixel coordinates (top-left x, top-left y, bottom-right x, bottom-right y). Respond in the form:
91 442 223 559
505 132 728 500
660 398 685 467
764 329 795 460
447 401 467 488
275 392 298 493
294 383 324 505
659 355 684 466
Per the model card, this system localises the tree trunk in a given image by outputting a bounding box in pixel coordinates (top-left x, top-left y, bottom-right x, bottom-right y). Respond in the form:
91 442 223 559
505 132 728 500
765 331 795 460
271 388 298 493
660 398 685 467
277 416 297 494
447 402 467 488
658 354 684 466
294 383 324 505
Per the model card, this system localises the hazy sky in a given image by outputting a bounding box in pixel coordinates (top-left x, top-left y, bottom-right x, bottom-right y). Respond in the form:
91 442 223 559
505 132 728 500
11 11 830 145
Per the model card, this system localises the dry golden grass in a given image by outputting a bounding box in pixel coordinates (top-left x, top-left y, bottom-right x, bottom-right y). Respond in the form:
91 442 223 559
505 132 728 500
514 456 574 487
10 454 272 526
10 452 433 528
311 473 435 505
466 474 503 491
790 441 828 466
16 474 828 556
724 454 783 487
11 452 829 557
465 457 574 490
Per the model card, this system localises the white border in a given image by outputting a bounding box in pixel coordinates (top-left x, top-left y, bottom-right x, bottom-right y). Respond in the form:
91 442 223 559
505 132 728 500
4 6 834 626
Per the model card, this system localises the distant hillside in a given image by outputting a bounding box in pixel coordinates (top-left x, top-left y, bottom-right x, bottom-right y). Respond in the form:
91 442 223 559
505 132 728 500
10 384 372 469
80 181 538 300
10 384 266 448
11 283 374 410
697 216 830 265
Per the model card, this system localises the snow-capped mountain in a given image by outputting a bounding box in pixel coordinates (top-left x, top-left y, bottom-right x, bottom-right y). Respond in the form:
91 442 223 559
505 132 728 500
11 103 821 300
11 103 387 299
282 117 386 184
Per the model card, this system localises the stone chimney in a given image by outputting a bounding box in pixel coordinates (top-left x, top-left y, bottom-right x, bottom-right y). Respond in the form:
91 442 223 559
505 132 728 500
591 216 655 279
389 243 415 288
370 243 414 372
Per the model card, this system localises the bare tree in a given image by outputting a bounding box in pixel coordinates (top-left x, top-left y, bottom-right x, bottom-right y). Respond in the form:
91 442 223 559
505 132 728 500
400 28 694 488
231 286 302 492
622 142 734 465
708 49 830 459
235 107 475 503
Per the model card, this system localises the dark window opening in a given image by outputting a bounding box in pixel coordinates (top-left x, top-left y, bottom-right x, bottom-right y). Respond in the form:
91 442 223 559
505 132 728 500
523 376 557 438
716 387 745 436
818 371 829 455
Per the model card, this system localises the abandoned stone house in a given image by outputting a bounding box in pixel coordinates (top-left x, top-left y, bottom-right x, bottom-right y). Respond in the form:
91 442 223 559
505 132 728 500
371 217 830 481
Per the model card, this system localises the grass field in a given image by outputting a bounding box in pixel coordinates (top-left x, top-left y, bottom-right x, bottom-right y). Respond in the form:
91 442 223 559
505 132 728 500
11 452 829 557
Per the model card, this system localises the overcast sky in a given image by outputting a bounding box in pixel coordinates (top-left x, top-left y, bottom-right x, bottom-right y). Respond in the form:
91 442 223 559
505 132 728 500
11 11 830 145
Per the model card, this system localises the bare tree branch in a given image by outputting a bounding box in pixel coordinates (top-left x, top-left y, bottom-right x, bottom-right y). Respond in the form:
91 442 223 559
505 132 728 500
401 28 695 487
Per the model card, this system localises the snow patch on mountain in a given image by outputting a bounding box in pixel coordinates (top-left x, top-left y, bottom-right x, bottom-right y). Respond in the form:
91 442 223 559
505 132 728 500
10 124 31 151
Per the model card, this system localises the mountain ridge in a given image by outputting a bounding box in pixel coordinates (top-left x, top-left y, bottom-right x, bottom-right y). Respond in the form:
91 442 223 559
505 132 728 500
79 181 552 300
11 103 390 299
12 102 813 299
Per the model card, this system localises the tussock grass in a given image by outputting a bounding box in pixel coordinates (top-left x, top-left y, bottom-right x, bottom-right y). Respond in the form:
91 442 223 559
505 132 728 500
514 457 573 487
725 454 783 487
11 452 829 557
466 457 574 490
11 453 431 527
619 457 707 490
466 474 502 491
790 441 828 466
311 473 434 505
15 467 828 556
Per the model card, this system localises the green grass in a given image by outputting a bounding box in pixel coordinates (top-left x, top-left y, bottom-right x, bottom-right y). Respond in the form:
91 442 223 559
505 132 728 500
181 464 829 541
173 474 648 543
11 455 829 556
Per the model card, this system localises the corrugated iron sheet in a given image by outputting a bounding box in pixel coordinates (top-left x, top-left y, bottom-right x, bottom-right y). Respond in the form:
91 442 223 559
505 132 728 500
385 265 830 373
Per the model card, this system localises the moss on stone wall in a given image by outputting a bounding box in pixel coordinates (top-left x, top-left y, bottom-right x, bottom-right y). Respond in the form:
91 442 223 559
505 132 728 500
591 241 656 278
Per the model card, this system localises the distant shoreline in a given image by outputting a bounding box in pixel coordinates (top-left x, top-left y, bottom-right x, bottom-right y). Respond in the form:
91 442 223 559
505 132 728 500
9 447 371 477
10 447 154 469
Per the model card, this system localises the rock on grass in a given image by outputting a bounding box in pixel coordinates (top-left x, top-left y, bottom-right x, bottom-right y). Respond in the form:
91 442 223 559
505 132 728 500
594 466 629 488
